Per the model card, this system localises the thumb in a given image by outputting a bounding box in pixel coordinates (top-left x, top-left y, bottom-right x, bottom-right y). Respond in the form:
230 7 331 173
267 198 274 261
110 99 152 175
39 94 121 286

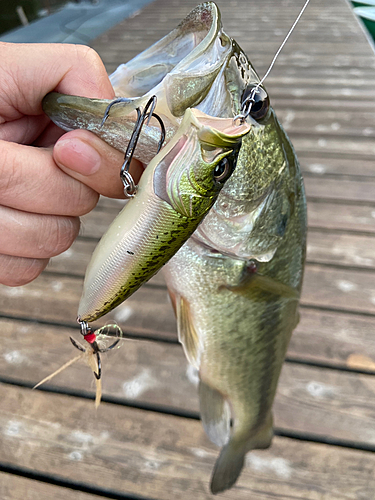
53 129 145 198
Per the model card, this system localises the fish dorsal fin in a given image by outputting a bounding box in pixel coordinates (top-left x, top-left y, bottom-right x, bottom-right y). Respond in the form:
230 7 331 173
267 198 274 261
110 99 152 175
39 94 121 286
176 296 201 369
199 381 231 448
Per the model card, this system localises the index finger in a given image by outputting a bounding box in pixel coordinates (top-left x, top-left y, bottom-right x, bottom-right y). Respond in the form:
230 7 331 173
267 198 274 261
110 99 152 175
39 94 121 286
0 42 115 121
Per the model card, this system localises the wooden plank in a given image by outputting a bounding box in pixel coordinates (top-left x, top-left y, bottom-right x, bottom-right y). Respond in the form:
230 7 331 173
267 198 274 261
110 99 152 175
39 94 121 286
47 239 96 277
77 201 375 243
2 318 375 447
299 155 375 177
269 86 375 103
1 383 375 499
276 108 375 139
2 263 375 324
291 135 375 158
93 0 375 80
306 230 375 269
269 67 375 81
2 280 375 372
0 274 176 333
48 228 375 280
308 201 375 233
290 308 375 370
272 97 375 113
0 472 106 500
2 262 375 331
304 177 375 204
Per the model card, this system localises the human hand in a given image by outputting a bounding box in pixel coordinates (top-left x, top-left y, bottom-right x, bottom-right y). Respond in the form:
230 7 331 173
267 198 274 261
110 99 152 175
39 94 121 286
0 42 142 286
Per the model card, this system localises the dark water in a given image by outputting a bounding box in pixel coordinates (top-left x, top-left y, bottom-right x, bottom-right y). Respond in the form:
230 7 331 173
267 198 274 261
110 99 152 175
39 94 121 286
0 0 69 36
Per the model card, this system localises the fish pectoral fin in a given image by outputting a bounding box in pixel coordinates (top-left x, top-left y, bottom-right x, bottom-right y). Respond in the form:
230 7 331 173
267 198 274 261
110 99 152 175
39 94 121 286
253 274 300 299
199 381 231 448
225 273 300 301
176 296 201 369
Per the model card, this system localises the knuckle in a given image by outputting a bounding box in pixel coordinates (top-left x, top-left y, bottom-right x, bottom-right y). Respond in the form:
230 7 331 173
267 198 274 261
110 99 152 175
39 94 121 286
0 141 17 195
77 183 99 215
40 216 80 257
15 259 49 285
75 46 103 73
0 256 48 286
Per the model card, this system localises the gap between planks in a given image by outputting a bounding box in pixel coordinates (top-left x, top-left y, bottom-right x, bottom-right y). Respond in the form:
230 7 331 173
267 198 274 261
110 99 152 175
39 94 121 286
1 383 375 500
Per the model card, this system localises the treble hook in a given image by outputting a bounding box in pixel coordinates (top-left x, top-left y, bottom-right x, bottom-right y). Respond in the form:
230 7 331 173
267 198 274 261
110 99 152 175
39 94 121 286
120 96 166 198
100 96 166 198
71 317 121 380
100 97 133 128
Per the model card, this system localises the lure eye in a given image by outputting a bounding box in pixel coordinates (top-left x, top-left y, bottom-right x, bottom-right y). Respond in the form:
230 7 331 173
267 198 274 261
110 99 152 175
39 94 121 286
214 157 232 183
241 85 270 121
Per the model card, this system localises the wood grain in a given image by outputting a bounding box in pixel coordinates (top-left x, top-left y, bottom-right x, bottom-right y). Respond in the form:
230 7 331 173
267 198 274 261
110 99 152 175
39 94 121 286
2 319 375 448
75 200 375 244
0 473 107 500
2 262 375 330
299 156 375 177
1 383 375 500
46 228 375 279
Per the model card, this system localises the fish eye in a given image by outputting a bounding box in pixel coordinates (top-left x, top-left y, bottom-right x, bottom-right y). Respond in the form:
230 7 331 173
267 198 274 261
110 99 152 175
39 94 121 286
213 157 232 183
241 85 270 121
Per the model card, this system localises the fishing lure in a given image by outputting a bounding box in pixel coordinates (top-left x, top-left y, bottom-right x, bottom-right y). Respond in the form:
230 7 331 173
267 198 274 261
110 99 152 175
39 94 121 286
36 95 249 402
76 107 249 324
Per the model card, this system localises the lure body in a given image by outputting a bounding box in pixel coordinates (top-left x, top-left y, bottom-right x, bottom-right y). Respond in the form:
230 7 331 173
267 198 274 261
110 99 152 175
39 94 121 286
78 108 249 322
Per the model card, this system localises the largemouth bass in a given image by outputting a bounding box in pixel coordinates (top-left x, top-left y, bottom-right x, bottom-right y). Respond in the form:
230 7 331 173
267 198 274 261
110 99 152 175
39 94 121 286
43 2 307 494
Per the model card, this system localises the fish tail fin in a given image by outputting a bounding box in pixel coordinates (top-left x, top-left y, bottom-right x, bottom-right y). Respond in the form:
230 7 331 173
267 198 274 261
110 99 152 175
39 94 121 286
210 439 246 495
210 412 274 495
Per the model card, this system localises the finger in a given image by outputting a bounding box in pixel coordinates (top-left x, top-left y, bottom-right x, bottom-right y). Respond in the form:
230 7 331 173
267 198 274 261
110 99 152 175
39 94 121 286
53 130 145 199
0 205 80 259
34 122 66 148
0 254 49 287
0 43 115 120
0 114 50 144
0 139 99 216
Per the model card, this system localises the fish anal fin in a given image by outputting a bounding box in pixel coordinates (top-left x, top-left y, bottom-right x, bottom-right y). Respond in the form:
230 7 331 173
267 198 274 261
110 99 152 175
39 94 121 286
199 381 230 448
176 296 201 369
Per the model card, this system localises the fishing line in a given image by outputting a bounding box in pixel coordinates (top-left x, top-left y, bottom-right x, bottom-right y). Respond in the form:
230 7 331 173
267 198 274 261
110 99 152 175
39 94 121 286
238 0 311 122
258 0 311 87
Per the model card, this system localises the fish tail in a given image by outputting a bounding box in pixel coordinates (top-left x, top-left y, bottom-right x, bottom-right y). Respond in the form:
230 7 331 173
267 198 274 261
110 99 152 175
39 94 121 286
210 438 246 495
210 412 273 495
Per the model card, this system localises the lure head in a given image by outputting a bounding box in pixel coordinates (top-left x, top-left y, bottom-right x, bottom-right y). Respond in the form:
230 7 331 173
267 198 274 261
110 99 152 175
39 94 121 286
152 108 250 219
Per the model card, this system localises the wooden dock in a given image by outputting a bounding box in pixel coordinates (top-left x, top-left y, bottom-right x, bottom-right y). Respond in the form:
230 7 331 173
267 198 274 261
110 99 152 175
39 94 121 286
1 0 375 498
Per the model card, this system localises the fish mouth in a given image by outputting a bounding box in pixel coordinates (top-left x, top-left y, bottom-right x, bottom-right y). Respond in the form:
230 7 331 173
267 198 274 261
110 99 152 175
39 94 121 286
110 2 225 105
42 2 236 163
